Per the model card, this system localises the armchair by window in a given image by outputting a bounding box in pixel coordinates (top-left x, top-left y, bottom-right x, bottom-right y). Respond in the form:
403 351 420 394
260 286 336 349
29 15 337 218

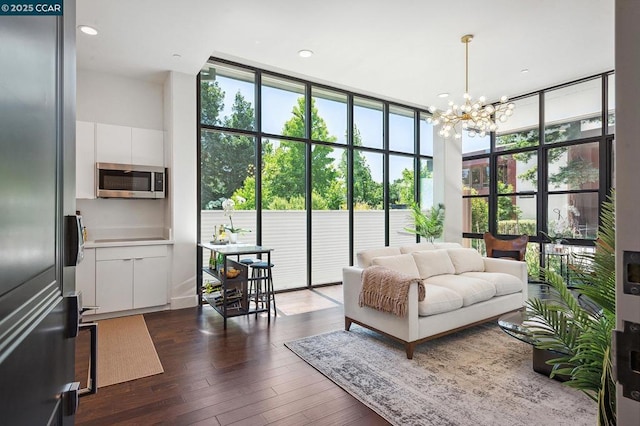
483 232 528 261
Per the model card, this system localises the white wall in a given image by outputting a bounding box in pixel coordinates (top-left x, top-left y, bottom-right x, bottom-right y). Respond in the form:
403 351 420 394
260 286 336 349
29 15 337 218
433 132 463 243
76 68 198 310
77 198 165 239
75 69 167 233
164 71 198 309
77 69 164 129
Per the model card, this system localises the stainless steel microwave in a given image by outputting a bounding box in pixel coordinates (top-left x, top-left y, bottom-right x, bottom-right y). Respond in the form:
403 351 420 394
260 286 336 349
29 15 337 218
96 162 166 199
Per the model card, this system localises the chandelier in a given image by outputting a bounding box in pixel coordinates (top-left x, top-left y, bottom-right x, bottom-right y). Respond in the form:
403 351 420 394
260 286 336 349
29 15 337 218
427 34 515 139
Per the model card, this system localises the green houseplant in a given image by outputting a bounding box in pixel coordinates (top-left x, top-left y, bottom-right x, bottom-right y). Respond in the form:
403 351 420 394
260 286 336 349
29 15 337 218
404 203 445 242
525 193 616 425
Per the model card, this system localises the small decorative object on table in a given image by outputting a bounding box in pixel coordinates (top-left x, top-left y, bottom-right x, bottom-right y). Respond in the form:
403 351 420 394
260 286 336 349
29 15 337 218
222 197 251 242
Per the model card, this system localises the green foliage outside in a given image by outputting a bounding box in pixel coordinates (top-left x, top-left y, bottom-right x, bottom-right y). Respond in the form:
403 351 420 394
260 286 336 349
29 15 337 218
497 219 536 236
502 121 600 189
201 79 419 211
340 127 383 209
200 80 256 209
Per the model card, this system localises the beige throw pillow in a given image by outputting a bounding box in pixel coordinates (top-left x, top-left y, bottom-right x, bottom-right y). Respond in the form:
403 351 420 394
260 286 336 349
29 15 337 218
446 248 485 274
399 242 436 254
371 254 420 278
433 242 462 249
411 249 455 279
357 247 402 268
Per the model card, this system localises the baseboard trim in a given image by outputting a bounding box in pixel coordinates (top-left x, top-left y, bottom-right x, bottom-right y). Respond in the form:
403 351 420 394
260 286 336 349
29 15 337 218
171 295 198 310
83 305 169 322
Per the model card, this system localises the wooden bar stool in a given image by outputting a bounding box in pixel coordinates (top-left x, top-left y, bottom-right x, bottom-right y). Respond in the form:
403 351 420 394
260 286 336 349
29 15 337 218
250 261 276 316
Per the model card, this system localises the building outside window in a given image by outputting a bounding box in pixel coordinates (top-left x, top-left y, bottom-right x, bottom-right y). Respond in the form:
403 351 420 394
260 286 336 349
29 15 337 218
462 73 614 280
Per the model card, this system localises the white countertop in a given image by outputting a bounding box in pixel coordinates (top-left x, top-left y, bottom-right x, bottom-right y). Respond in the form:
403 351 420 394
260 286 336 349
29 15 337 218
85 238 174 248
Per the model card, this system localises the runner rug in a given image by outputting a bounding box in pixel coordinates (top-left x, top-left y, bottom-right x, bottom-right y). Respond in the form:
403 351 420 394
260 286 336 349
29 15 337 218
97 314 163 388
285 323 596 426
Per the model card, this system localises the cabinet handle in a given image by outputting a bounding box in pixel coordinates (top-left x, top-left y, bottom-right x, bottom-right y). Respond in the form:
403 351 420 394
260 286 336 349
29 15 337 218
134 257 143 260
123 258 132 261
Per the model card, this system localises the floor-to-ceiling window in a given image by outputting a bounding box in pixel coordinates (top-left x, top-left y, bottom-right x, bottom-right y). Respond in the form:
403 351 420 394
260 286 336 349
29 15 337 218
198 59 433 291
462 72 615 281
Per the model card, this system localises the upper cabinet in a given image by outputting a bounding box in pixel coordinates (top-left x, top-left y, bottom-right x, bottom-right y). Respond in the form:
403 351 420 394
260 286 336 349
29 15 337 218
131 128 164 167
95 123 164 167
76 121 165 199
96 123 131 164
76 121 96 199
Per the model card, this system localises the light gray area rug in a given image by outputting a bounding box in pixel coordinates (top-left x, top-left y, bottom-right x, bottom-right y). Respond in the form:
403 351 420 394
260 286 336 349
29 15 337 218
285 323 596 426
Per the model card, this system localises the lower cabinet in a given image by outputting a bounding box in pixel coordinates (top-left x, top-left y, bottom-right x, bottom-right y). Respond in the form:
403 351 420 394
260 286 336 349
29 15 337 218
96 258 134 313
133 256 169 308
76 248 96 313
94 245 168 314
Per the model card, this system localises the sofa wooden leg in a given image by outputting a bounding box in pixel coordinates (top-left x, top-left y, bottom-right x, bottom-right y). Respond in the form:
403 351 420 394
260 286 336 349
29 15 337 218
405 342 416 359
345 317 352 331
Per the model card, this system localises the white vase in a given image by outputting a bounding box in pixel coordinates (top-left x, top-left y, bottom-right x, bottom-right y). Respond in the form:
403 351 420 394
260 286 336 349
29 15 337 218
229 232 238 244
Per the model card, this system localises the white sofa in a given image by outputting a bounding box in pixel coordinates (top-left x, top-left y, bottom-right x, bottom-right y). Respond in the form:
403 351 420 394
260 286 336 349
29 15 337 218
343 242 528 358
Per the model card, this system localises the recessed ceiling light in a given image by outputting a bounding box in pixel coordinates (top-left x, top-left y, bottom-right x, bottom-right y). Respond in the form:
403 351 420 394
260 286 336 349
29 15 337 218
521 69 529 74
298 49 314 58
78 25 98 36
437 93 449 98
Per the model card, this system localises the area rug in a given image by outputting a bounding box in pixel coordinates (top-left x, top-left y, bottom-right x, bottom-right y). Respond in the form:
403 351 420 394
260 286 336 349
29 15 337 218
97 315 164 388
285 323 596 426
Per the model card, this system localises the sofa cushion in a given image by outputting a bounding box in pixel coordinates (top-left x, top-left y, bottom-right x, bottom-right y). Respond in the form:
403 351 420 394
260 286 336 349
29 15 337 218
357 247 402 268
371 254 420 278
400 242 436 254
411 249 455 279
461 272 523 296
418 284 464 316
433 242 462 249
447 248 485 274
424 275 496 306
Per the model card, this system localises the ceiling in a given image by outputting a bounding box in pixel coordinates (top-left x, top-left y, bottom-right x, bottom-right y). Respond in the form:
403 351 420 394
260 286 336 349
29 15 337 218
76 0 614 110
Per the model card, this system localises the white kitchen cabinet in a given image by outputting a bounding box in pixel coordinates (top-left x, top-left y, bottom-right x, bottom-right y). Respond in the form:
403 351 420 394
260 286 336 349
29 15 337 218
95 245 168 313
131 128 164 167
96 123 132 164
76 121 96 199
76 248 96 313
96 123 164 167
96 258 134 313
133 256 168 308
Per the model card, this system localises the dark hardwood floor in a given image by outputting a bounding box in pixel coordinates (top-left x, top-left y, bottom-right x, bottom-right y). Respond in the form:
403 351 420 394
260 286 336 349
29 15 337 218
76 283 548 425
76 291 389 425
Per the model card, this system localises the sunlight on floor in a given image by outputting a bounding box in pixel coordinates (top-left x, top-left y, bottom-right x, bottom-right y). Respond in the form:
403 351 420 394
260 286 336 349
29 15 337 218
273 284 343 316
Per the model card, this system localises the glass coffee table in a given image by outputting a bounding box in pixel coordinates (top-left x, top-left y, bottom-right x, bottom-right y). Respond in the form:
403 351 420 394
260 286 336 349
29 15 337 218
498 310 570 381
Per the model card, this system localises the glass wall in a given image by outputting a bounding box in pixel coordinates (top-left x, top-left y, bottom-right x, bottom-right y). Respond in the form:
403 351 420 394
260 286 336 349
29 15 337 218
353 150 385 255
389 154 416 247
419 113 434 156
462 72 614 281
261 76 305 136
312 146 348 285
199 59 433 291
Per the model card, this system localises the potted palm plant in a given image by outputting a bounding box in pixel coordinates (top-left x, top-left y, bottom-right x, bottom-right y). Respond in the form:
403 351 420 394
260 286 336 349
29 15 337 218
525 193 616 425
404 203 445 242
